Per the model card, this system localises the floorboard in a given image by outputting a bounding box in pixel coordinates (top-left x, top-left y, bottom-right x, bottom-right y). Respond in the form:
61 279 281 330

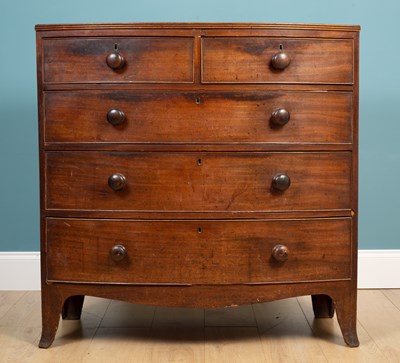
357 290 400 362
255 298 327 363
0 290 399 362
298 295 388 363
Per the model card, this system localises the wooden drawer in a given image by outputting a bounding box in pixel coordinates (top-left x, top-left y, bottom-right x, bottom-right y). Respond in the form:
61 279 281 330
46 218 352 284
44 91 352 145
45 151 351 212
202 38 353 84
42 37 194 83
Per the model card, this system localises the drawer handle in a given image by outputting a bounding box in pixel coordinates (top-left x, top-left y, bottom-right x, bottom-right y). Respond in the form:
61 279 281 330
271 51 291 70
106 51 125 70
107 109 126 126
108 173 127 191
110 244 127 262
270 108 290 126
272 244 289 262
271 173 291 191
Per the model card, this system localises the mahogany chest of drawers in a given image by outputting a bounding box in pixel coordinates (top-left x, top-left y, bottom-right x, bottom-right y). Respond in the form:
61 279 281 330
35 22 360 348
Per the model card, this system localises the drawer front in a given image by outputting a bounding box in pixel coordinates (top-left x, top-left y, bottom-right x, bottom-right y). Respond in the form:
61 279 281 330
202 38 353 84
45 152 351 212
44 91 352 144
42 37 194 83
46 218 352 284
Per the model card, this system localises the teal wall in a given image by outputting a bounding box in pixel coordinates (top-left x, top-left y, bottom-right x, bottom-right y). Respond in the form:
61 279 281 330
1 0 399 251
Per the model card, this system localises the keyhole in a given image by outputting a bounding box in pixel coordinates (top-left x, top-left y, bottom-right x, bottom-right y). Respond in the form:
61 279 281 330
197 158 202 166
198 227 203 234
279 44 283 51
195 97 201 104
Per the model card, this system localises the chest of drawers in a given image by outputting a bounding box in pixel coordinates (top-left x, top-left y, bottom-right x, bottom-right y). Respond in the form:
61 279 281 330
35 22 360 348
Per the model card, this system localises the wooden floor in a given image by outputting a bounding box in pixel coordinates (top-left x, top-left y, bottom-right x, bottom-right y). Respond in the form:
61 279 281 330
1 290 400 362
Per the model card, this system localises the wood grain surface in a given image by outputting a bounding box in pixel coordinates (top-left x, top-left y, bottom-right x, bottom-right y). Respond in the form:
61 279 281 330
46 218 352 284
44 91 352 144
45 151 351 212
43 37 194 83
202 37 353 84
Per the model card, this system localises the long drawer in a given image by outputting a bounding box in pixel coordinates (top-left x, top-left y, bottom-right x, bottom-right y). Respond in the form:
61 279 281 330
45 151 351 212
42 37 194 83
44 91 352 144
46 218 352 284
202 37 354 84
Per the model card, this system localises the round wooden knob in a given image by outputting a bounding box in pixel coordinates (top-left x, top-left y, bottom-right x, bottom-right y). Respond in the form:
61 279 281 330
106 51 125 70
107 109 126 126
110 244 127 262
272 174 291 191
271 51 291 70
271 108 290 126
272 244 289 262
108 173 126 191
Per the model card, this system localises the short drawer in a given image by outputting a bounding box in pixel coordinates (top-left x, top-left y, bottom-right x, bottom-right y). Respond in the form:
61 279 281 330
46 218 352 284
45 151 351 212
44 91 352 145
42 37 194 83
202 37 353 84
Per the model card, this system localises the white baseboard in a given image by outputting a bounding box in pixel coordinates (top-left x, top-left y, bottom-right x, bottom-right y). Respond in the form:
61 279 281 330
357 250 400 288
0 252 40 290
0 250 399 290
